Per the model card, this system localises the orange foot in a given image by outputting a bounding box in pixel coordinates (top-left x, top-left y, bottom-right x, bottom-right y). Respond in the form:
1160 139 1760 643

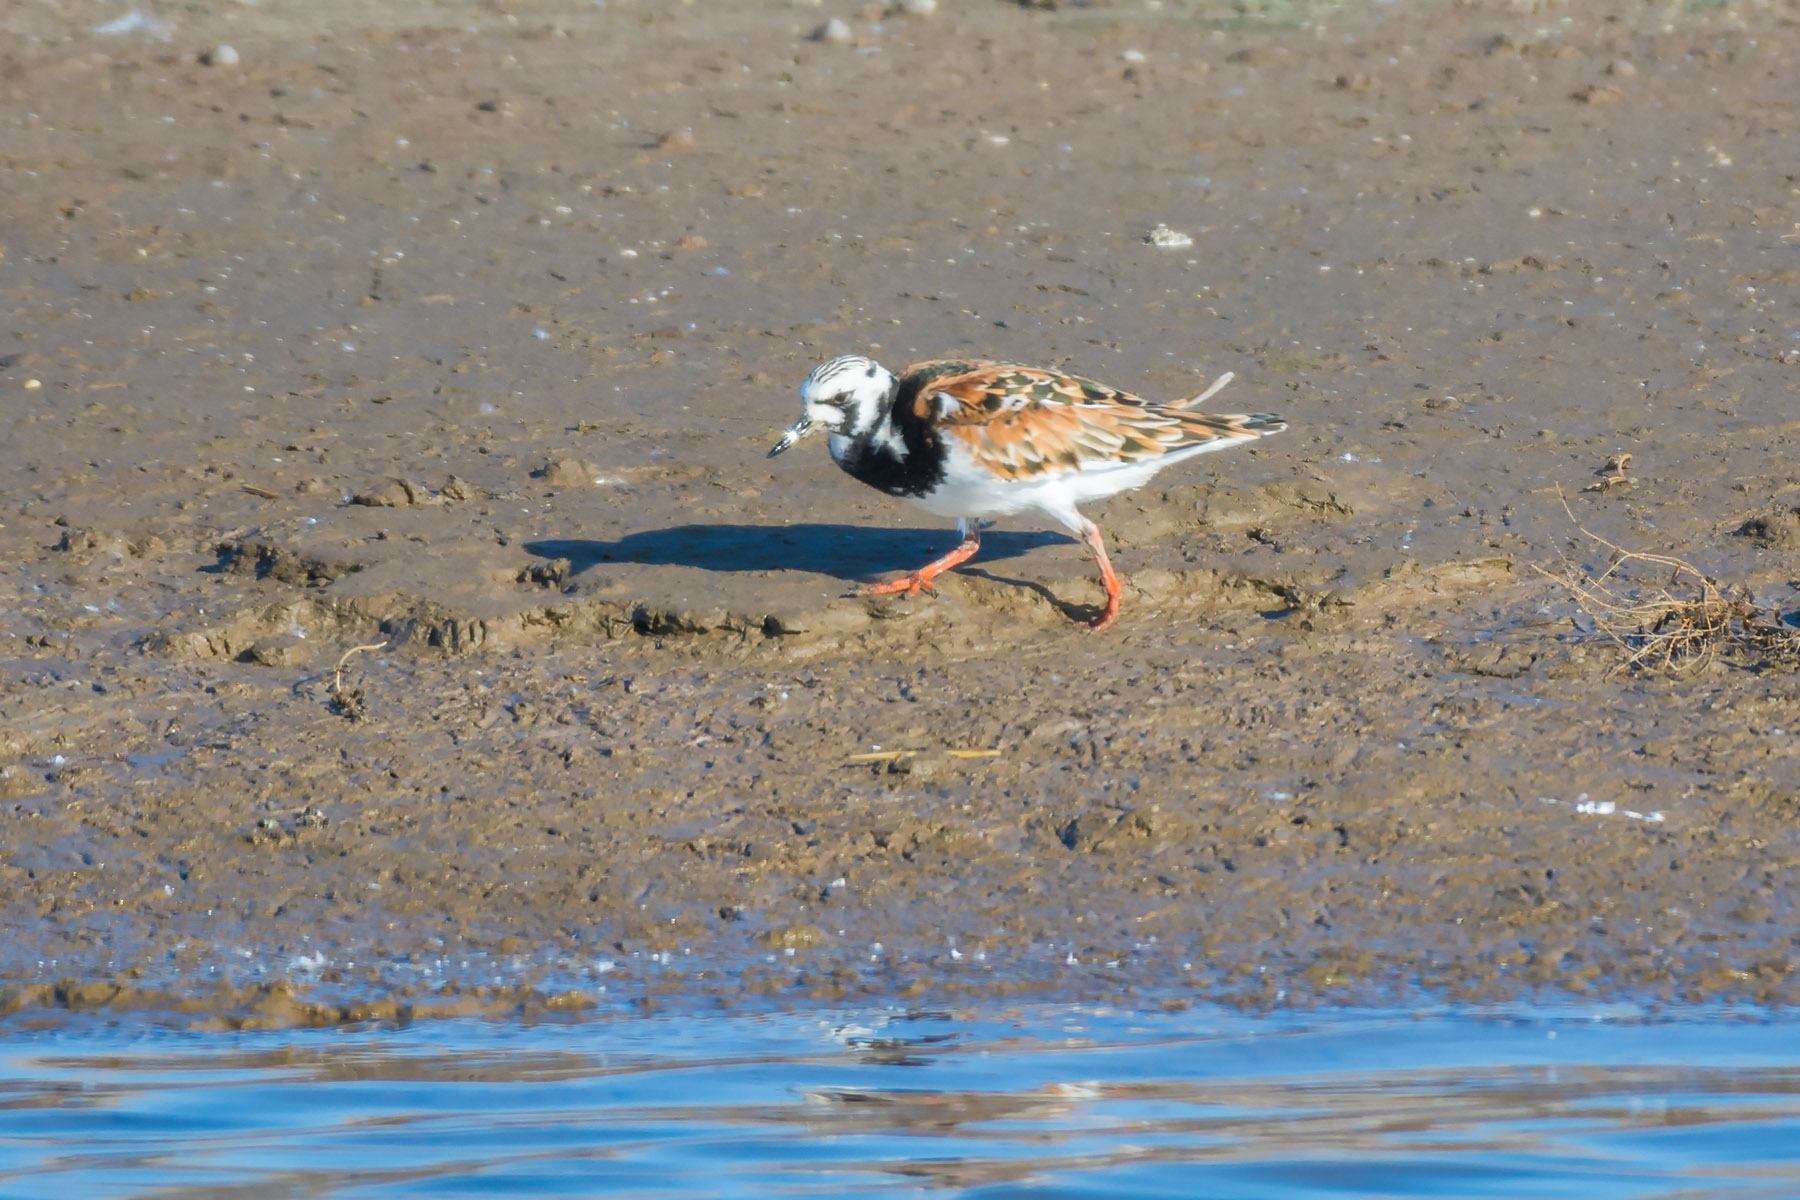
857 572 938 598
854 532 982 602
1086 583 1125 631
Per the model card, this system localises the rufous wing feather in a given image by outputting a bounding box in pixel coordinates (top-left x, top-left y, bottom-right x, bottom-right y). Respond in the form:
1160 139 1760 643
905 362 1280 482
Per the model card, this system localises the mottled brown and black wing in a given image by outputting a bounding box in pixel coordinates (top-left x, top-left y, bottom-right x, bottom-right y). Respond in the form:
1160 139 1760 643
900 361 1283 482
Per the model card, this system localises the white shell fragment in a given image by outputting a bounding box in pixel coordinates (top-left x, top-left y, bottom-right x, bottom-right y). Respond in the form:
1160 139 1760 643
1145 223 1194 249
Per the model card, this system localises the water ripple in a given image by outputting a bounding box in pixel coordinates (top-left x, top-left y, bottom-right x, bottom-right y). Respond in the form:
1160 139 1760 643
2 1006 1797 1198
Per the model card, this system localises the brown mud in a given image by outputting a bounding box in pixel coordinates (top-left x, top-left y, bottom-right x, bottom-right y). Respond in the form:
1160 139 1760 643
2 0 1799 1026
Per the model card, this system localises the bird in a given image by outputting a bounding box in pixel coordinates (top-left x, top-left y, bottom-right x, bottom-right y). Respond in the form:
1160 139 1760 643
767 355 1286 630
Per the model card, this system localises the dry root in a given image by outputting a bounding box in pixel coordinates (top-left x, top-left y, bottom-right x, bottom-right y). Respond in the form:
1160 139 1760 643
1538 493 1799 674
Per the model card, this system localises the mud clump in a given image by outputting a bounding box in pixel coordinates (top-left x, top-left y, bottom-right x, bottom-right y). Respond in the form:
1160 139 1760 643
351 479 430 508
1735 509 1800 551
216 540 364 586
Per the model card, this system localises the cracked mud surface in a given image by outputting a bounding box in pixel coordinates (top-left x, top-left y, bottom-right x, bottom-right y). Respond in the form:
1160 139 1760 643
2 0 1798 1026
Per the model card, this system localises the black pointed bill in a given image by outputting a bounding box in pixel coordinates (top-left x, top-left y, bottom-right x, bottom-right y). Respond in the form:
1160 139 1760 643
767 418 816 458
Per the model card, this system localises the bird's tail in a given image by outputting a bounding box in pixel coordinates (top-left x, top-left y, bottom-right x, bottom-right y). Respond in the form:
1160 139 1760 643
1174 371 1286 437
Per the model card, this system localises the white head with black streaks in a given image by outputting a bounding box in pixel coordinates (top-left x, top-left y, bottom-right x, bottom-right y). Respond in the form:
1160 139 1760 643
767 354 897 458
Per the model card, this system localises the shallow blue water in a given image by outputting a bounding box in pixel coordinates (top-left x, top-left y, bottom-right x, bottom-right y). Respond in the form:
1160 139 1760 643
2 1004 1797 1198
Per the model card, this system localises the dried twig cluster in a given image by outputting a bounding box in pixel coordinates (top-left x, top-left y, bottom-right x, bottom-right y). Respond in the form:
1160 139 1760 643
1538 494 1799 674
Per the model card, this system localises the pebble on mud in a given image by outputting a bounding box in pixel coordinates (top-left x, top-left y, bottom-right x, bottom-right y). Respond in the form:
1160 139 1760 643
654 128 696 152
1574 83 1624 105
199 45 240 67
812 18 853 44
897 0 937 15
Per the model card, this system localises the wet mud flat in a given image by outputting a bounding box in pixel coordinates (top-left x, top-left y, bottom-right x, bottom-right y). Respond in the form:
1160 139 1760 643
1 0 1798 1025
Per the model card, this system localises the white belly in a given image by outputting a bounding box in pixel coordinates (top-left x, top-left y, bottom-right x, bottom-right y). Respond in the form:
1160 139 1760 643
909 444 1179 532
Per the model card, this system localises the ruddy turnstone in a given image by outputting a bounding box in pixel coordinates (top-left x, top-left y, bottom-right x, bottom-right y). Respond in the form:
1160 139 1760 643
768 355 1286 630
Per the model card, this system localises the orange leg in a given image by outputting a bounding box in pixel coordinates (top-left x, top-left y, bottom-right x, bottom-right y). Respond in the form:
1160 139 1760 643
859 522 981 598
1078 517 1124 631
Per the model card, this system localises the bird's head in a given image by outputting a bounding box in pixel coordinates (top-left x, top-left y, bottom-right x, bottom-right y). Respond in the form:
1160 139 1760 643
767 354 897 457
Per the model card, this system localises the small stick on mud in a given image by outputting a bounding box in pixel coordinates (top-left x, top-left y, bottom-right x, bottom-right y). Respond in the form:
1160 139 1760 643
329 642 389 719
1536 488 1798 674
